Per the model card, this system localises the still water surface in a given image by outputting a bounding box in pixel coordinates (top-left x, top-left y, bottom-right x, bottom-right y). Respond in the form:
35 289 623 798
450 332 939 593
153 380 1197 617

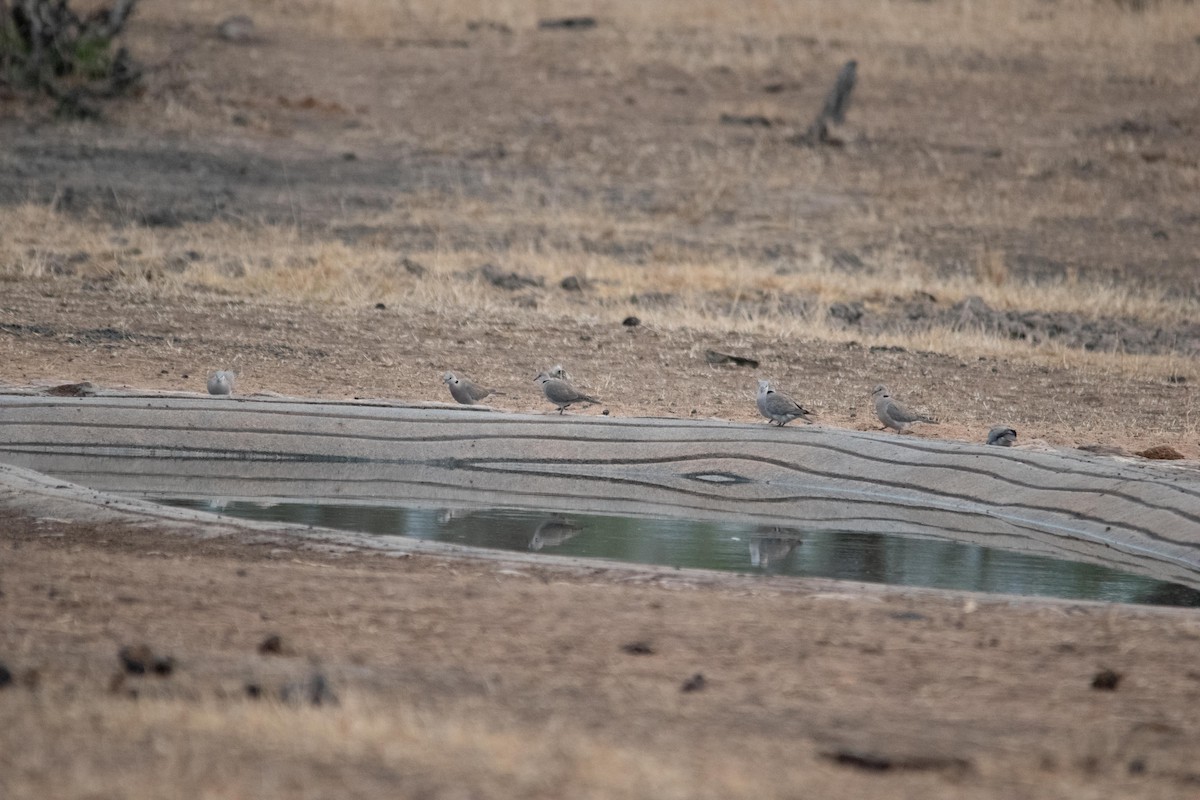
161 498 1200 608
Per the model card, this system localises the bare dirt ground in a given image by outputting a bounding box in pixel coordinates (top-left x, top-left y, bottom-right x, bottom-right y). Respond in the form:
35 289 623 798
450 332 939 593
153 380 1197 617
4 512 1200 799
3 0 1200 796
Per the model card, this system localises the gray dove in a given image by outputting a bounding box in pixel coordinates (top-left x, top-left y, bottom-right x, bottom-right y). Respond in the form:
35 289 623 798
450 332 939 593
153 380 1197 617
207 370 235 396
871 384 937 432
756 379 814 426
535 371 599 414
987 426 1017 447
529 517 584 550
442 371 502 405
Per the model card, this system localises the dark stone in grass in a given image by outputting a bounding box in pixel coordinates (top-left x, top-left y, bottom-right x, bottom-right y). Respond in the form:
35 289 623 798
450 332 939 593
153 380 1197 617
622 316 640 327
258 634 284 655
621 641 654 655
1092 669 1122 691
119 644 174 676
0 663 12 689
538 16 597 30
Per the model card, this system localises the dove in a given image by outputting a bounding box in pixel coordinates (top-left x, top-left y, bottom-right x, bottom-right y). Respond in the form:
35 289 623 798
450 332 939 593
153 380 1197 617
207 370 235 396
871 384 937 432
756 379 814 426
987 426 1017 447
529 517 584 550
442 371 502 405
535 371 599 414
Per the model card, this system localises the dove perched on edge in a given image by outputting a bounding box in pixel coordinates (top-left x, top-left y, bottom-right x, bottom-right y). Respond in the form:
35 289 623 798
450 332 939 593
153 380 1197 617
535 371 599 414
987 426 1017 447
756 379 814 426
207 370 235 396
442 372 502 405
871 384 937 432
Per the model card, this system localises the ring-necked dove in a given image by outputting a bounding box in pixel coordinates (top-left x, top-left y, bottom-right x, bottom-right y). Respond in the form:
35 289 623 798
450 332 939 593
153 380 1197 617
535 371 599 414
442 371 502 405
756 379 814 426
987 426 1017 447
207 370 235 396
871 384 937 432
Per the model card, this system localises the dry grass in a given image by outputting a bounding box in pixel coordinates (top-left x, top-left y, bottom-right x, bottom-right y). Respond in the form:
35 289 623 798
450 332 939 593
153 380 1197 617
2 202 1192 382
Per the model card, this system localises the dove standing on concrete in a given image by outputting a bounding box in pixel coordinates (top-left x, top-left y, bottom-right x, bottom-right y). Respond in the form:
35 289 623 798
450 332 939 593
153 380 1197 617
987 426 1017 447
535 371 599 414
442 371 502 405
871 384 937 432
756 379 814 426
207 370 235 396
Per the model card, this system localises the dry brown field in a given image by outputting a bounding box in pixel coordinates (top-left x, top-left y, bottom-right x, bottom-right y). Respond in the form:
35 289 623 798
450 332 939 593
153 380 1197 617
2 0 1200 797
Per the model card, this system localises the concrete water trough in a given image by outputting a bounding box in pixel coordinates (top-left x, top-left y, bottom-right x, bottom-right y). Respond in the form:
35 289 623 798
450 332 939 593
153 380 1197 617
2 391 1199 597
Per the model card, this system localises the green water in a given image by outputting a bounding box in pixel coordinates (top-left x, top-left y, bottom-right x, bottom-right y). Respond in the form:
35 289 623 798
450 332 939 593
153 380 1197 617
159 499 1200 608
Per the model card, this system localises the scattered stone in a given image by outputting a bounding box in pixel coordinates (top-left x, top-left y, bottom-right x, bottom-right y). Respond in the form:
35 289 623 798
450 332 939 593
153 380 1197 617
1092 668 1122 691
829 301 864 325
621 641 655 655
560 275 587 292
374 302 386 310
1078 444 1130 457
0 663 12 689
821 748 972 774
45 381 97 397
622 316 641 327
1136 445 1185 460
216 15 258 43
341 151 357 161
719 113 773 127
258 634 285 655
1167 374 1187 385
473 263 543 291
704 350 759 368
244 682 264 699
681 673 706 692
1128 758 1146 775
538 16 597 30
118 644 175 676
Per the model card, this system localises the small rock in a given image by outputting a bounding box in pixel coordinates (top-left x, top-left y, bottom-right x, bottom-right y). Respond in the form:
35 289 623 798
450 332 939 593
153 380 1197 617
0 663 12 689
560 275 587 292
216 15 257 43
622 316 641 327
704 350 759 368
258 634 284 655
46 381 97 397
1092 668 1122 691
374 302 387 310
244 682 264 699
473 263 543 291
829 301 864 325
719 113 773 127
538 16 597 30
118 644 174 676
621 641 654 655
681 673 706 692
1137 445 1185 460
